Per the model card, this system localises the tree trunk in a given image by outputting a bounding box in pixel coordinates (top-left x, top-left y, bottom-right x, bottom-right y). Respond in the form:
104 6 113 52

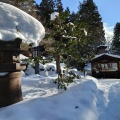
56 54 61 74
56 54 62 89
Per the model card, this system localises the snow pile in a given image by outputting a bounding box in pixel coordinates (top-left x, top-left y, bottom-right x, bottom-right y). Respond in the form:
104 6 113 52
20 54 28 60
95 79 120 120
84 63 92 75
25 62 64 76
0 2 45 46
50 12 59 20
104 83 120 120
24 64 35 75
0 67 120 120
0 75 99 120
25 63 57 76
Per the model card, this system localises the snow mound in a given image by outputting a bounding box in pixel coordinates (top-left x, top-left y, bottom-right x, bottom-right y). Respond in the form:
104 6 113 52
0 2 45 46
50 12 59 20
24 64 35 75
0 77 99 120
20 54 28 60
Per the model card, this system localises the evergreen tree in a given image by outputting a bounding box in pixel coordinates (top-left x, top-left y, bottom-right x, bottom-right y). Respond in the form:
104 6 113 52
37 0 55 26
65 22 94 70
69 11 79 24
111 22 120 55
49 11 82 88
64 7 71 23
54 0 63 12
77 0 105 52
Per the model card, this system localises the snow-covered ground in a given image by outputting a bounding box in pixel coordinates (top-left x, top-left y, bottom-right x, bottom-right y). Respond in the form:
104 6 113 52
97 79 120 120
0 69 120 120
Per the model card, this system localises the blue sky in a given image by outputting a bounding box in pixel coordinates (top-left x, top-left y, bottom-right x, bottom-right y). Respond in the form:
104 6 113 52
35 0 120 38
35 0 120 27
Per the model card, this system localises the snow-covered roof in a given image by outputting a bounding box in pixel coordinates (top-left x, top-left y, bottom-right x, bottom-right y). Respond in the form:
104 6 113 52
97 45 107 50
0 2 45 46
97 44 107 48
93 53 120 60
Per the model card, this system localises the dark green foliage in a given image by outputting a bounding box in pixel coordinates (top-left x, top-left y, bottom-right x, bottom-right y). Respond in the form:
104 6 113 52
62 21 94 70
111 22 120 55
37 0 55 26
49 11 77 89
64 7 71 23
54 0 63 12
69 11 79 24
53 69 80 90
36 0 63 27
77 0 105 52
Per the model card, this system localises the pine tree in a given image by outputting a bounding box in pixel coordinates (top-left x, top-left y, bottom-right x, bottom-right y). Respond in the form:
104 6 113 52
111 22 120 55
77 0 105 52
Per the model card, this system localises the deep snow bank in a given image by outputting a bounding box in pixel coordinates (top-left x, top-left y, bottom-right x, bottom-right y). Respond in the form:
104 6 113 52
0 2 45 46
98 80 120 120
0 76 99 120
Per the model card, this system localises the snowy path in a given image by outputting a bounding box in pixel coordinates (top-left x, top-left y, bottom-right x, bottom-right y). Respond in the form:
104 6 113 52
97 79 120 120
1 74 120 120
22 75 120 120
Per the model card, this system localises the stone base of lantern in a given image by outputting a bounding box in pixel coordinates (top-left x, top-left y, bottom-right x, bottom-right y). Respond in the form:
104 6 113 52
0 71 23 107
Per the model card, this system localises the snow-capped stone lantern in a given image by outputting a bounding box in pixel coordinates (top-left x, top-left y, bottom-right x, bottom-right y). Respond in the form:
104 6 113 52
0 2 45 107
29 45 45 74
0 38 29 107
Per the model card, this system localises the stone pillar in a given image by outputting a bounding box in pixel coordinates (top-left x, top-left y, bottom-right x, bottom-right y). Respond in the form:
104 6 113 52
0 71 23 107
0 38 28 107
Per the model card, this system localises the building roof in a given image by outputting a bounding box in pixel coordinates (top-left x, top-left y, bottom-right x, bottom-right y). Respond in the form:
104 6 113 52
97 45 107 48
91 53 120 63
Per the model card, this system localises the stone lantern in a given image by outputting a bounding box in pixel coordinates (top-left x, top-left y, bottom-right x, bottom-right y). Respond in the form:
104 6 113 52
29 45 45 74
0 38 28 107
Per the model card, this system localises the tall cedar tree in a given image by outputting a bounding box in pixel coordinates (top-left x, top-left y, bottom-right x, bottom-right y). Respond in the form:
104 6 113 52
48 11 71 88
37 0 55 26
65 21 95 70
37 0 63 27
69 11 79 24
77 0 105 53
64 7 71 23
111 22 120 55
54 0 63 12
